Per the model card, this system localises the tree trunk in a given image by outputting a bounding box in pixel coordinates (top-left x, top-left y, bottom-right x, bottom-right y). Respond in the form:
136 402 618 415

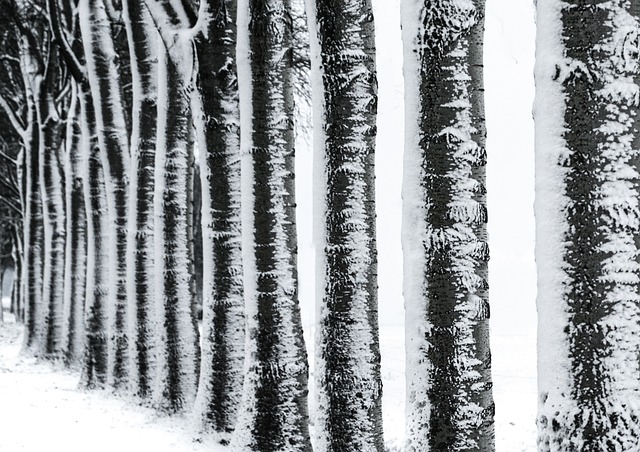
306 0 383 449
79 84 110 388
192 0 245 440
22 90 45 353
401 1 494 450
152 38 200 413
535 1 640 449
64 82 88 365
232 0 311 449
38 52 67 358
79 0 131 389
122 0 158 400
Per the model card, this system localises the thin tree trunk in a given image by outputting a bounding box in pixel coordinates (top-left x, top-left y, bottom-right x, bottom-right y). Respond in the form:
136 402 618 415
401 1 494 450
306 0 383 449
536 1 640 449
122 0 158 400
232 0 311 449
64 82 88 365
192 0 245 440
79 84 110 388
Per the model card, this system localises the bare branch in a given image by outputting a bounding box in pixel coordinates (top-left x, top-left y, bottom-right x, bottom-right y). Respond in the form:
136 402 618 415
0 92 25 137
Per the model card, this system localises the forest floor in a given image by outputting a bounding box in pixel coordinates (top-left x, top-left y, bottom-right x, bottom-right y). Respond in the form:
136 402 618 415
0 311 536 451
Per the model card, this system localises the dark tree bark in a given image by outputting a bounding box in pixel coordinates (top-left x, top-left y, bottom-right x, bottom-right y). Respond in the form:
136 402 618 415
79 83 110 388
192 0 245 441
122 0 158 400
535 0 640 450
401 1 494 450
307 0 383 450
231 0 311 449
64 83 88 365
79 0 131 389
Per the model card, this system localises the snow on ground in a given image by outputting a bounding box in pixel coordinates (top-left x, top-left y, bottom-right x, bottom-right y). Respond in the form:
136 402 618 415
0 313 224 452
0 311 535 451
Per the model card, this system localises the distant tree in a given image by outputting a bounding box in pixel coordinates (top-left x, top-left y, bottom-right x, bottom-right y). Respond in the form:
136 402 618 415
401 0 494 450
230 0 311 449
535 0 640 449
306 0 384 450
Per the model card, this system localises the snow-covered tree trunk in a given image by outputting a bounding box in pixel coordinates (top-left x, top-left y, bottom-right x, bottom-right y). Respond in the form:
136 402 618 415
401 1 494 450
22 83 45 352
152 36 200 413
535 1 640 449
231 0 311 449
79 84 110 388
122 0 158 400
305 0 383 449
79 0 131 389
36 44 67 359
63 82 87 365
192 0 245 440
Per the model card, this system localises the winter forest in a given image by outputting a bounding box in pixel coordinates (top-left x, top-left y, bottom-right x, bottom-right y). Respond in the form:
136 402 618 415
2 0 639 451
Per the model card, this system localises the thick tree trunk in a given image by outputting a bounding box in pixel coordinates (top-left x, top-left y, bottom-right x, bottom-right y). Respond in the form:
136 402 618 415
535 1 640 450
64 83 88 365
152 40 200 413
306 1 383 449
79 0 131 389
401 1 494 451
232 0 311 449
122 0 158 400
79 84 110 388
192 0 245 440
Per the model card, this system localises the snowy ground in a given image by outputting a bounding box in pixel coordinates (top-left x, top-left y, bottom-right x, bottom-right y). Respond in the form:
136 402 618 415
0 305 535 451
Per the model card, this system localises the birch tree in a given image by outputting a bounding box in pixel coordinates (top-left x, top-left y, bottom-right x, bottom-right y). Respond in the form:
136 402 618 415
306 0 383 449
190 0 245 440
401 1 494 450
535 1 640 449
231 0 311 449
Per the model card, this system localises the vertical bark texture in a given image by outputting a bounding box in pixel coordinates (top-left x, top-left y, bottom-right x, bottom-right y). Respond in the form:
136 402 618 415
122 0 158 400
401 1 494 450
38 47 67 358
64 84 87 365
153 38 200 413
193 0 245 440
232 0 311 449
79 84 110 388
307 0 383 450
535 1 640 450
79 0 131 389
